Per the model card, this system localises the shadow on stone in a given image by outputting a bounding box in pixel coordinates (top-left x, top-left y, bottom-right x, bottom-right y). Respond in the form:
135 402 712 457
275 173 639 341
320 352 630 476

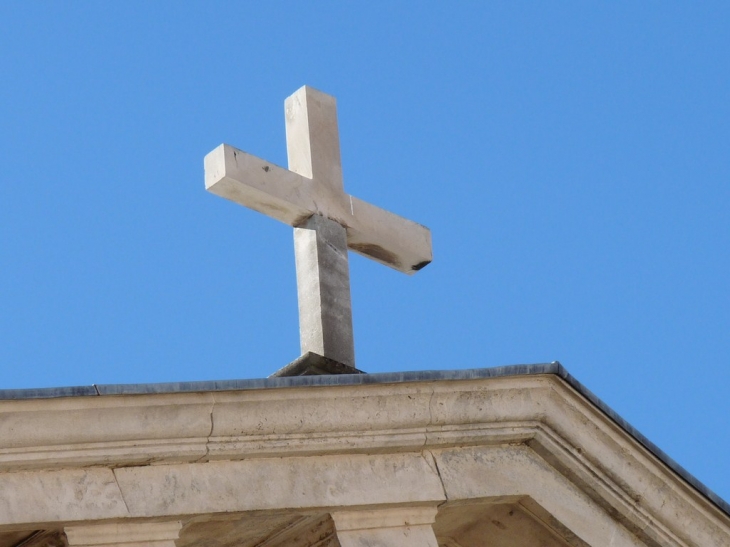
270 352 365 377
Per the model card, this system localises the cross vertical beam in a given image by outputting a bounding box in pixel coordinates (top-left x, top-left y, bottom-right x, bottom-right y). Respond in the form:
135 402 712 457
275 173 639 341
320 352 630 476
285 86 343 193
287 88 354 367
294 215 355 367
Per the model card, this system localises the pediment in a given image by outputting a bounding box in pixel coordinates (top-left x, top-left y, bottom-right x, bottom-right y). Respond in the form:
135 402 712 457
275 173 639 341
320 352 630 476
0 369 728 546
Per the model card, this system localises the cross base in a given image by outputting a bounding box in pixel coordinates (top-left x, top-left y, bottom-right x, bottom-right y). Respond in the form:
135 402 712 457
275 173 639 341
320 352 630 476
270 352 365 377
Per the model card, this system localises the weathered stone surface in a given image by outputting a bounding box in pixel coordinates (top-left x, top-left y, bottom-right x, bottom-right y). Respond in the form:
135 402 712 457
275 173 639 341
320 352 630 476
0 468 127 526
0 393 213 469
112 452 445 517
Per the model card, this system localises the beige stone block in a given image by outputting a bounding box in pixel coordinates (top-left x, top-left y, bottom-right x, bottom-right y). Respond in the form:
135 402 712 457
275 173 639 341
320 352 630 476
113 452 445 518
208 384 432 436
0 468 128 527
0 394 213 470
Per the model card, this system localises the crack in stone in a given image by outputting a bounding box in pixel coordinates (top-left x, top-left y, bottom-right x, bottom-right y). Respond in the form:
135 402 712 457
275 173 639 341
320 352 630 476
423 387 448 506
197 396 216 463
424 449 449 506
111 468 132 516
419 386 435 459
427 385 435 427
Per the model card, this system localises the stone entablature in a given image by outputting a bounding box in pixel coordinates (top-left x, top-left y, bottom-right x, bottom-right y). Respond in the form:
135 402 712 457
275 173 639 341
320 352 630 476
0 369 728 547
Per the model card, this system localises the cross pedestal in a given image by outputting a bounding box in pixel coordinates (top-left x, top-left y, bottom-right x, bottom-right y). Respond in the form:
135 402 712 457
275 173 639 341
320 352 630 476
204 86 432 372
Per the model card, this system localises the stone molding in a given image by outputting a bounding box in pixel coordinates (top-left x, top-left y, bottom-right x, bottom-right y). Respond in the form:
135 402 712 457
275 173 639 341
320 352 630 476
0 375 728 546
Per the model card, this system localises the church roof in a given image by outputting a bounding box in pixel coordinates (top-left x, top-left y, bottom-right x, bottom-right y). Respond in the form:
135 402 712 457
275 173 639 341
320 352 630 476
1 362 728 519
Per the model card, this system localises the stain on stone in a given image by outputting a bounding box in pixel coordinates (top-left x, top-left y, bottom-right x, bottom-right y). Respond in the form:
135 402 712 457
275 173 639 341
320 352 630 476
262 165 270 172
326 242 344 256
411 260 431 271
13 530 68 547
349 243 400 268
254 201 290 219
491 520 507 530
292 213 314 227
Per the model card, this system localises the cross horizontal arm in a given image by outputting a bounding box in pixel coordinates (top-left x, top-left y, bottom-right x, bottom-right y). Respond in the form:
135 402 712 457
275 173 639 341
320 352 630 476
347 196 432 273
205 143 432 274
205 144 317 226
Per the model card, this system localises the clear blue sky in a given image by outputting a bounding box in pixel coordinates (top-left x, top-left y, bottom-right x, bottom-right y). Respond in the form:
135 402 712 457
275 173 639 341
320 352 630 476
1 3 728 503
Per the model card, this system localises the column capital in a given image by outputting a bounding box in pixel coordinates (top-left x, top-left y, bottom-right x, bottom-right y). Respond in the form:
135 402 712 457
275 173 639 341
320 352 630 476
331 506 438 530
331 506 439 547
65 521 182 547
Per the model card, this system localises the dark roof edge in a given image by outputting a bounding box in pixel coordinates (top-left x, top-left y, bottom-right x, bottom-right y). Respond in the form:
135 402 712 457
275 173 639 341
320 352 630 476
550 363 730 519
1 362 728 517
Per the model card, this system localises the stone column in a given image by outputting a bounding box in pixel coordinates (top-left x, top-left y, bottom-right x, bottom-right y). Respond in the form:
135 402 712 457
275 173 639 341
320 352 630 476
331 506 439 547
65 521 182 547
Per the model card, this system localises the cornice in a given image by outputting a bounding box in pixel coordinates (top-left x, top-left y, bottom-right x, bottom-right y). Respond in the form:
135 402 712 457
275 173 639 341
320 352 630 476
0 371 727 545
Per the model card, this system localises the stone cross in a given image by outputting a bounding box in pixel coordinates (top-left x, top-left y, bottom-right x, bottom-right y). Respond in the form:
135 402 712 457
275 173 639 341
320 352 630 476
204 86 432 369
